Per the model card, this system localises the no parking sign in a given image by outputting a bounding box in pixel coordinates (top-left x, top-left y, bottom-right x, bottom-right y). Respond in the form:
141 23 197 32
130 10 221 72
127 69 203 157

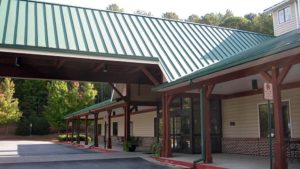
263 83 273 100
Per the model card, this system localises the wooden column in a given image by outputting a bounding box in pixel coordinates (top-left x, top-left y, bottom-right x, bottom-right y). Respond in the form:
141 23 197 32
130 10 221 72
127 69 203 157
71 118 74 143
272 67 288 169
85 115 88 145
124 104 131 141
94 113 99 147
66 120 69 142
107 110 112 149
76 116 80 144
261 65 291 169
204 84 214 163
162 92 172 157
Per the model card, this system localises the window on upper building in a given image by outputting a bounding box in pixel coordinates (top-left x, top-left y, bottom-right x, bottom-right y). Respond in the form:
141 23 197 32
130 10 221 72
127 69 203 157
259 101 291 138
278 6 292 24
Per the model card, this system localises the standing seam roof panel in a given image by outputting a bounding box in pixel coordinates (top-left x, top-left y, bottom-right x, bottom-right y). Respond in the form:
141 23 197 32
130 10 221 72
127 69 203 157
0 0 274 82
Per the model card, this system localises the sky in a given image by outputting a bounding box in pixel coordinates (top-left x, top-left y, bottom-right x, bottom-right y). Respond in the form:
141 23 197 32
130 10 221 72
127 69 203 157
39 0 283 19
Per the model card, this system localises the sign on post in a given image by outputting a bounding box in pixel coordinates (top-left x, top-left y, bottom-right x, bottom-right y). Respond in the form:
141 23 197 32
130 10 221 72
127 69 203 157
263 83 273 100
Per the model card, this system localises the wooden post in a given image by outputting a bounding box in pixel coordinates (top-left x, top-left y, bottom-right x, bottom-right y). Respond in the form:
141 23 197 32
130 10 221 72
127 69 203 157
85 115 88 145
124 104 131 142
76 116 80 144
162 92 172 157
71 118 74 143
204 84 214 163
107 110 112 149
271 67 287 169
66 120 69 142
94 113 99 147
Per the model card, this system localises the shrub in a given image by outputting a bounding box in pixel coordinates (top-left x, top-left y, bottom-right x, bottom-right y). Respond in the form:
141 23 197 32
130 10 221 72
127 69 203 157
58 134 91 142
150 142 162 157
15 118 30 136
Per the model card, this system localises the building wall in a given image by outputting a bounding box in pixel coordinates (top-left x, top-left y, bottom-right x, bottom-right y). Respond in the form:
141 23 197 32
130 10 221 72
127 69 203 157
222 87 300 139
131 111 156 137
272 1 298 36
130 84 158 102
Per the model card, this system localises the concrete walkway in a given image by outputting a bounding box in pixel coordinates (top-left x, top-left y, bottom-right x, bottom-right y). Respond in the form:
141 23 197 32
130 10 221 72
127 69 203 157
0 140 176 169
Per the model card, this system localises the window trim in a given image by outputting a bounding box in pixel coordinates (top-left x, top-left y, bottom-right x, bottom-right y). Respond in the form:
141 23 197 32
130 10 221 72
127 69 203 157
278 6 292 24
257 99 292 138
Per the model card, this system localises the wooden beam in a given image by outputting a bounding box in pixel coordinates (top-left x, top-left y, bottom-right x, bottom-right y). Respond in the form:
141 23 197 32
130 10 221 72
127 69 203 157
108 82 125 99
127 67 142 74
277 65 292 85
140 67 159 85
93 63 104 72
55 60 65 70
260 71 272 82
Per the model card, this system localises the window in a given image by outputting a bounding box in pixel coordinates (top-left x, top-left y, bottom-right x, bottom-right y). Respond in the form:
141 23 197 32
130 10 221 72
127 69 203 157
278 6 292 24
259 101 291 138
113 122 118 136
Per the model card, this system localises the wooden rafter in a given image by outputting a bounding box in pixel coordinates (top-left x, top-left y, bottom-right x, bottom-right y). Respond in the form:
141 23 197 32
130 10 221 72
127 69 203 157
108 82 125 98
55 60 65 70
277 65 292 85
93 63 104 72
260 71 272 82
140 67 159 85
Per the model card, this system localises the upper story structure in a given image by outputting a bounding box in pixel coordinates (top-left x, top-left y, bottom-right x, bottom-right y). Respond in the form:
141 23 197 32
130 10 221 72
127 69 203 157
265 0 300 36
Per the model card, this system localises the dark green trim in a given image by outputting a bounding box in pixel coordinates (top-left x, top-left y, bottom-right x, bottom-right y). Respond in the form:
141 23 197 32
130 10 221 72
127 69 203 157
35 2 38 46
13 0 20 45
2 0 11 43
59 5 69 50
24 0 28 45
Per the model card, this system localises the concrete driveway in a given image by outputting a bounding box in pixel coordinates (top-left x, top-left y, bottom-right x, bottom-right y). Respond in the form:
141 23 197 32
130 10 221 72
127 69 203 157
0 141 174 169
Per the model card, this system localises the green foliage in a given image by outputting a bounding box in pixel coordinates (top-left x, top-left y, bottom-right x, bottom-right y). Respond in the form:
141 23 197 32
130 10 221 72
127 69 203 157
14 80 48 117
187 14 200 23
106 4 124 12
221 17 250 30
123 137 139 152
150 142 162 157
0 78 22 125
15 118 30 136
162 12 179 20
58 134 91 142
29 114 50 135
44 81 97 131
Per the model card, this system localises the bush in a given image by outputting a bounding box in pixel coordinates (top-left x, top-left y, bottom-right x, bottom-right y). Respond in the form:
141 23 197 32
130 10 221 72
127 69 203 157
123 137 139 152
58 134 91 142
15 118 30 136
150 142 162 157
29 115 50 135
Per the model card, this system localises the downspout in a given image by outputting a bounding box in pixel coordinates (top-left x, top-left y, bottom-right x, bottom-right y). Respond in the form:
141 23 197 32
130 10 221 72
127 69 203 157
193 87 206 168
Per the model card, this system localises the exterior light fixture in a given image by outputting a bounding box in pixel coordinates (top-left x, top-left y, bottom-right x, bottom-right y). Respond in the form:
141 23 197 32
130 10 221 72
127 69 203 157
103 65 108 73
252 79 258 90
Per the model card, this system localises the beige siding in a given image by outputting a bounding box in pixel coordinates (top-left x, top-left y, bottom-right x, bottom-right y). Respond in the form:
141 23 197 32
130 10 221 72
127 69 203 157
273 2 298 36
131 111 156 137
111 116 124 137
222 87 300 138
130 84 158 102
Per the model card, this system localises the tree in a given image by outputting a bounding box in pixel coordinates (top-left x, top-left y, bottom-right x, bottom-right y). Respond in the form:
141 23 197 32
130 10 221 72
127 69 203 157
134 10 152 16
221 17 250 30
187 14 200 23
0 78 22 134
44 81 97 131
244 13 257 22
14 80 48 118
199 12 224 25
106 4 124 12
251 13 273 35
162 12 179 20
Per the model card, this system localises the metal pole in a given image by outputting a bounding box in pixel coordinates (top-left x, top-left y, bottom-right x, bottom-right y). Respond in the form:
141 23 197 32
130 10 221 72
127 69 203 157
268 100 273 169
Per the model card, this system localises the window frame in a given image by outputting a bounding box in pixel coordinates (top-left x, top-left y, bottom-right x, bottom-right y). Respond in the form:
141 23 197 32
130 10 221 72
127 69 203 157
112 122 118 136
278 6 292 24
257 99 292 138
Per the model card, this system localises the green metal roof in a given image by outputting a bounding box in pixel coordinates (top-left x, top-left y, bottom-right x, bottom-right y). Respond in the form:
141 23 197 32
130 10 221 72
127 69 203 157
153 29 300 91
0 0 273 82
64 99 115 119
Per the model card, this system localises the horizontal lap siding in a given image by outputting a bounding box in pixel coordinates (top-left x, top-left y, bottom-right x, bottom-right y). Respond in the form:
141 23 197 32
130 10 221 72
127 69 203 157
131 111 156 137
222 87 300 138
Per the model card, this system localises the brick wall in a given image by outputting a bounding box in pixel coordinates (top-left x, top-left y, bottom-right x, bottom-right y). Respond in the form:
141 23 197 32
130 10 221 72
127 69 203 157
222 138 300 157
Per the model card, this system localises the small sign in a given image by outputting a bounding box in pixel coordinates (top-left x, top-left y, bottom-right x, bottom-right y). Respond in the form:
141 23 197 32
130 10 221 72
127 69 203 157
263 83 273 100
